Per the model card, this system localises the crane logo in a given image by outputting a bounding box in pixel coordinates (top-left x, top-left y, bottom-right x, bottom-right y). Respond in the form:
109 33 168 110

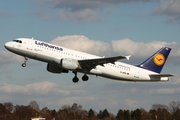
154 53 165 66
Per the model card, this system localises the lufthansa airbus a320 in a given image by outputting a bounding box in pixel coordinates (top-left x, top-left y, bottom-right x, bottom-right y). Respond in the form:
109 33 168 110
4 38 173 83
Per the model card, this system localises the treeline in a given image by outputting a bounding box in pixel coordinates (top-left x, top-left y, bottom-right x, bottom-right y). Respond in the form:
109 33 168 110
0 100 180 120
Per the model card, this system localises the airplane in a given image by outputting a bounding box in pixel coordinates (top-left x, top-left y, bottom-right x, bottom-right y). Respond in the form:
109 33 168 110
4 38 173 83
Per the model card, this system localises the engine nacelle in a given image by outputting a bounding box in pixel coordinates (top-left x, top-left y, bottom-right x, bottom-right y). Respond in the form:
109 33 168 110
60 58 80 70
47 63 68 73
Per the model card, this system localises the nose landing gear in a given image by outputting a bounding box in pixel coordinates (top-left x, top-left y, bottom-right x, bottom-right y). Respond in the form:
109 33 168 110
22 57 28 67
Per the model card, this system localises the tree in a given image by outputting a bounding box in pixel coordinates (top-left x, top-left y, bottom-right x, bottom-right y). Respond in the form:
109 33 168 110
123 110 130 120
59 103 87 120
152 104 168 110
102 109 110 118
168 101 180 113
131 109 142 120
40 107 52 120
13 105 37 120
4 102 14 113
169 101 180 120
57 109 69 120
51 109 57 117
0 103 6 120
97 109 110 119
150 104 171 120
116 109 124 120
97 110 103 119
29 100 40 112
88 109 95 118
140 108 151 120
109 113 116 120
41 107 48 115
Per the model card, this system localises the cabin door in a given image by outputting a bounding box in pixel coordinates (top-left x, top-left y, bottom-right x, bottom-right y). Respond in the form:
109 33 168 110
134 68 140 78
27 40 34 50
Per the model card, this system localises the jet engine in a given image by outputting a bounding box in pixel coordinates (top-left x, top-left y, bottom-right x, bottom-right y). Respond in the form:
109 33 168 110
53 58 81 70
47 63 68 73
60 58 81 70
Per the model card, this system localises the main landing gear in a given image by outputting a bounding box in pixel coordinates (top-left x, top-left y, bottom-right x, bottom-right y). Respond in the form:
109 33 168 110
72 71 89 83
72 71 79 83
82 74 89 81
22 57 28 67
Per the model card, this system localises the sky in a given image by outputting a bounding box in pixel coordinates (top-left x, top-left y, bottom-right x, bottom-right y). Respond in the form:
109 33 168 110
0 0 180 114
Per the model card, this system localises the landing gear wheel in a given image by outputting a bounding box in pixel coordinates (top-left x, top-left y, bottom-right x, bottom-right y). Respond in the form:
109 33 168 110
22 63 26 67
72 77 79 83
82 74 89 81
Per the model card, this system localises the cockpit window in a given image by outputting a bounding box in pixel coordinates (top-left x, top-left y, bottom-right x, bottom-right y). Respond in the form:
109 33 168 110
13 40 22 43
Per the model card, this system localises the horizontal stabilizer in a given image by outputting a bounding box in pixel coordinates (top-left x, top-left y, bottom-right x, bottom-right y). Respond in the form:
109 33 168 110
149 74 174 77
149 74 174 81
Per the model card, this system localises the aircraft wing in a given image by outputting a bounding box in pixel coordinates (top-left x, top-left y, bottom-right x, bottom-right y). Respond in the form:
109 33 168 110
78 55 131 70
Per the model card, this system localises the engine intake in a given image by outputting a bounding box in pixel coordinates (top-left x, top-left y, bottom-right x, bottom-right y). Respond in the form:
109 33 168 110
61 58 80 70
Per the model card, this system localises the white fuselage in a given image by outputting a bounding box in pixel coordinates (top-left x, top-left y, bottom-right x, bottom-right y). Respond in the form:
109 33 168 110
4 38 168 82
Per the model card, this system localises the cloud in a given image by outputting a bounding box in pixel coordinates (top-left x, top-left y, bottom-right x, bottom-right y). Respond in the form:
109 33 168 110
0 81 86 95
50 35 180 58
0 81 119 112
131 88 138 94
33 9 51 20
171 77 180 84
149 88 180 94
0 80 96 97
30 0 153 22
124 99 139 109
0 77 180 113
57 96 95 106
58 9 100 22
0 51 44 67
149 77 180 94
93 98 119 110
40 0 152 11
154 0 180 23
50 35 111 56
151 88 174 94
0 51 23 67
111 39 170 57
0 9 11 18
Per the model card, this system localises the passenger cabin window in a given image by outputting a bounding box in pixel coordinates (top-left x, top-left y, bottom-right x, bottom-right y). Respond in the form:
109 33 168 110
13 40 22 43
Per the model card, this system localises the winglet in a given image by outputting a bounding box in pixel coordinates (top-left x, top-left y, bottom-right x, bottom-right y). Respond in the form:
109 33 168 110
126 55 131 60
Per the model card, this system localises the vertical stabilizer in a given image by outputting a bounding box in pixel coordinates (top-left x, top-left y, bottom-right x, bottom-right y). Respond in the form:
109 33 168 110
138 47 171 73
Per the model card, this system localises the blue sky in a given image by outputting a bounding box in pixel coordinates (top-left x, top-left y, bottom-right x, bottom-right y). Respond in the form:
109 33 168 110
1 0 180 114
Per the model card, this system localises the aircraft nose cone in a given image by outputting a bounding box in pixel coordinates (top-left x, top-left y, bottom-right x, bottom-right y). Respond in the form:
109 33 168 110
4 42 11 50
4 43 8 49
